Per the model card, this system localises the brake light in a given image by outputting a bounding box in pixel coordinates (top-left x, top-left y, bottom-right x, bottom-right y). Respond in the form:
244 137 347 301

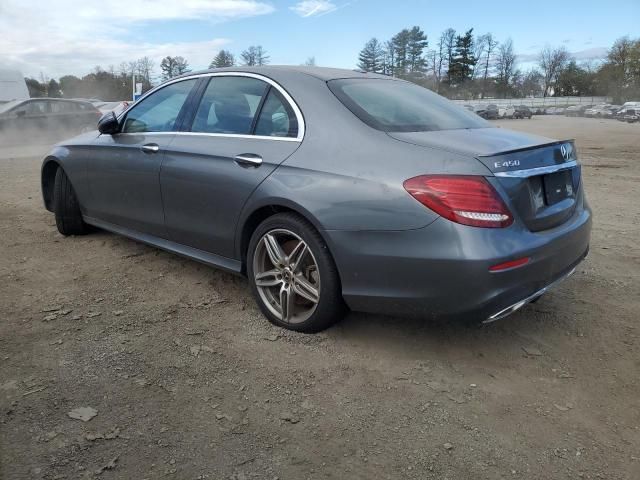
403 175 513 228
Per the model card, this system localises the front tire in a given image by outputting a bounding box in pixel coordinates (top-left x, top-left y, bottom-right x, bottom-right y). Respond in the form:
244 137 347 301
53 167 88 236
247 213 345 333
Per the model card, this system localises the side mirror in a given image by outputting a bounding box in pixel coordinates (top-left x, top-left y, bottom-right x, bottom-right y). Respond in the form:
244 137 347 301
15 110 26 117
98 111 119 135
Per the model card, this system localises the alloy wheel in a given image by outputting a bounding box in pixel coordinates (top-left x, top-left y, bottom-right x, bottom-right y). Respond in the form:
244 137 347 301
252 229 321 324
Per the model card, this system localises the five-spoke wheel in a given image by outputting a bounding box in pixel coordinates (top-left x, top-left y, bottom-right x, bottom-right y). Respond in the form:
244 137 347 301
247 213 345 332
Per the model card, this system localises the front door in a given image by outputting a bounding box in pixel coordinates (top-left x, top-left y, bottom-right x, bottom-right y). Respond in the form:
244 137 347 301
85 78 198 237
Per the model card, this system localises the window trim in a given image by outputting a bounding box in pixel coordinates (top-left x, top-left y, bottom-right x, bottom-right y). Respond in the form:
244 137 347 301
117 72 305 142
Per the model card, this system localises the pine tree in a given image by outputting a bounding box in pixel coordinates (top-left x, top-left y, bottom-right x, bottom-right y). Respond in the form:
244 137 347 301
447 28 476 86
406 26 428 73
209 50 235 69
357 38 384 73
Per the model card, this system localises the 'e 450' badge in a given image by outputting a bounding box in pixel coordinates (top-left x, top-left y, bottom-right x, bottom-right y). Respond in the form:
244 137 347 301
494 159 520 169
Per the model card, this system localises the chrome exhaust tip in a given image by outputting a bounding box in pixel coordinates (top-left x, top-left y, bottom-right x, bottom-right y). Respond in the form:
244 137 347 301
483 267 577 324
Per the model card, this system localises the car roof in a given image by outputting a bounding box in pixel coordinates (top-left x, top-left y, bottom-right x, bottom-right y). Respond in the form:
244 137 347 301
177 65 391 82
27 97 94 105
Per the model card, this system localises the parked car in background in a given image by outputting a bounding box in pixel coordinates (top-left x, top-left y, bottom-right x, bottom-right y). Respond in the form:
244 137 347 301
39 66 591 332
604 105 622 118
584 105 609 117
0 98 101 145
565 105 581 117
472 104 487 118
577 104 594 116
616 108 631 121
624 109 639 123
484 104 499 120
498 106 515 118
513 105 532 119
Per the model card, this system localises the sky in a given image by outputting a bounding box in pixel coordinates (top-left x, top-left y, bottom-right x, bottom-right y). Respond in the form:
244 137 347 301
1 0 638 81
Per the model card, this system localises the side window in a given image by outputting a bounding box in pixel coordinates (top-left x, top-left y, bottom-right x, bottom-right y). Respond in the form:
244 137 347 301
22 101 47 115
122 79 197 133
191 77 267 134
49 101 74 113
255 89 298 138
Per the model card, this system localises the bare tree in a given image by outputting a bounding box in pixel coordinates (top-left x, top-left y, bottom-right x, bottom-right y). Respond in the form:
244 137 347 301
241 46 270 66
441 28 457 82
495 38 517 98
382 40 396 76
477 33 498 98
136 57 155 84
305 56 316 66
538 45 571 97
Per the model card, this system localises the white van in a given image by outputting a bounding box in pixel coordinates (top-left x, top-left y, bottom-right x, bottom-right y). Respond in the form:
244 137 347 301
0 70 29 103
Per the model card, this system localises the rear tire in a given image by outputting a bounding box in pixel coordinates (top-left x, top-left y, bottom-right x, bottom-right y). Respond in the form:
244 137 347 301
53 167 88 236
247 213 346 333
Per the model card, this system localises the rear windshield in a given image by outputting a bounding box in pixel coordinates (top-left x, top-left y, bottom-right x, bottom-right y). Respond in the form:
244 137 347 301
328 78 490 132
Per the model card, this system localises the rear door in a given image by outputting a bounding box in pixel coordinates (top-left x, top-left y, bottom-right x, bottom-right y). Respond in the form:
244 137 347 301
85 78 199 237
160 74 302 258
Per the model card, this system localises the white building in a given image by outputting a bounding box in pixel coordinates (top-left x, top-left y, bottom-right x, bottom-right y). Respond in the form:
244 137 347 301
0 69 29 103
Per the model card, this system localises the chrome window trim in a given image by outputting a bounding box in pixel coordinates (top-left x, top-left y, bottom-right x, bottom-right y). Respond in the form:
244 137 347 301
493 160 578 178
117 72 305 142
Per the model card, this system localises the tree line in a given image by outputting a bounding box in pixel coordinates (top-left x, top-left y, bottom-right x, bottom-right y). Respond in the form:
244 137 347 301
358 28 640 102
24 45 272 101
22 34 640 103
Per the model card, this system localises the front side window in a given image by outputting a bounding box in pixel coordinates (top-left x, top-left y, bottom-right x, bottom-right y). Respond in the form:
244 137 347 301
20 101 48 116
255 89 298 138
328 78 490 132
122 79 197 133
191 77 267 134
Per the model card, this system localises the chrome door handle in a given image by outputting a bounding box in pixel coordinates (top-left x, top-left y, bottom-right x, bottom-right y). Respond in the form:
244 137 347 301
141 143 160 154
234 153 263 167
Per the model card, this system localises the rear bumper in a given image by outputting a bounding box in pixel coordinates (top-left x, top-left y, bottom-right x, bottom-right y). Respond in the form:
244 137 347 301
324 200 591 321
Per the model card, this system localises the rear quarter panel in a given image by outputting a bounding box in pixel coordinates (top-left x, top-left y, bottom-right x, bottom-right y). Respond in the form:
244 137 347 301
240 73 493 234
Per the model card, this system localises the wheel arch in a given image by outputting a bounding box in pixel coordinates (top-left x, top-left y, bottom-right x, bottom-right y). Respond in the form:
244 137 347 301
236 200 336 277
41 157 62 212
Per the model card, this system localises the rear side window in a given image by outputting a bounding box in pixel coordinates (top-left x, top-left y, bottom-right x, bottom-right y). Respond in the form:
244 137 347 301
122 79 197 133
255 89 298 138
191 77 267 134
328 78 489 132
49 101 75 113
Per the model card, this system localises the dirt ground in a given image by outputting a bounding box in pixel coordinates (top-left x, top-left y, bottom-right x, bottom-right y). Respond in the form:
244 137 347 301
1 116 638 480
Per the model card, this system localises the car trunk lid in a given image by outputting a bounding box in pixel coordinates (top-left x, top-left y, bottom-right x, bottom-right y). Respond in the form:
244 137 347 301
389 128 581 231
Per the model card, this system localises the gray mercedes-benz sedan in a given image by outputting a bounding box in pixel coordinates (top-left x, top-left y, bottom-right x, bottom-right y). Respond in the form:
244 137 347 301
41 66 591 332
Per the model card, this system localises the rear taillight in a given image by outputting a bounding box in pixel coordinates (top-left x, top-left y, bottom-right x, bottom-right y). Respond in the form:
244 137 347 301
403 175 513 228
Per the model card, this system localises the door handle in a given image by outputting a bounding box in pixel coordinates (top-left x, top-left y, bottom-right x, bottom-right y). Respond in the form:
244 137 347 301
141 143 160 154
234 153 263 167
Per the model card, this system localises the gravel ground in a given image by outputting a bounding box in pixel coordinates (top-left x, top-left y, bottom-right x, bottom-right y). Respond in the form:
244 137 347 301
1 116 639 480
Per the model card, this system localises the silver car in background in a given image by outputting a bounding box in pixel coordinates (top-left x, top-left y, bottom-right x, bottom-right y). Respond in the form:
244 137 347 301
41 67 591 332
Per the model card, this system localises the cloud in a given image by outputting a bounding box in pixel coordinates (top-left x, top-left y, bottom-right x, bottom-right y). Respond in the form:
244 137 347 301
290 0 337 17
517 47 608 63
0 0 274 78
